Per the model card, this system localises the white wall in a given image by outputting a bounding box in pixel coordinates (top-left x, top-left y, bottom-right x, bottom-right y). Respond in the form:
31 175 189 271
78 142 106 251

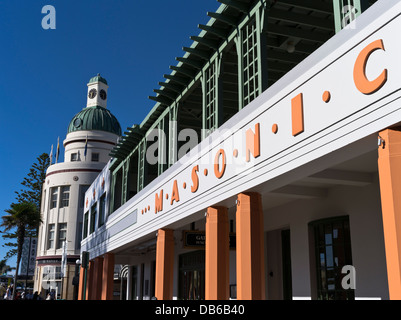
64 130 118 164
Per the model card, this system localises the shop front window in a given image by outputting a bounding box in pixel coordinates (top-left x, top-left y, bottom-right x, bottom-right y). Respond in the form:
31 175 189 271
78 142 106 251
42 266 61 299
179 250 205 300
310 216 354 300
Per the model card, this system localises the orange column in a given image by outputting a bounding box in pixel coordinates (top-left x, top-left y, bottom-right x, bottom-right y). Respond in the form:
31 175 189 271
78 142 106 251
78 265 86 300
101 253 115 300
236 192 265 300
86 260 94 300
155 229 175 300
90 257 103 300
378 128 401 299
205 206 229 300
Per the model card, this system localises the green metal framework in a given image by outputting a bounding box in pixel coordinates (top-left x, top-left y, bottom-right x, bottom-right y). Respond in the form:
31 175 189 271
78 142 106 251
203 60 219 137
332 0 376 33
106 0 376 213
242 17 260 106
138 141 146 191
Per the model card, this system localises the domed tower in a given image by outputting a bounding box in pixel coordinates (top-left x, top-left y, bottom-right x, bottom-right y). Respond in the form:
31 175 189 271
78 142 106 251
65 73 121 164
34 75 121 300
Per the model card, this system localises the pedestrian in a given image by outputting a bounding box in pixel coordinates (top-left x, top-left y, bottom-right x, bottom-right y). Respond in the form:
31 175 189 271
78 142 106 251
32 291 39 300
26 290 33 300
5 285 12 300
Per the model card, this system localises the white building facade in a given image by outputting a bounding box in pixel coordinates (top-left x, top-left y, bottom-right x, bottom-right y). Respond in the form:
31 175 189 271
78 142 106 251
79 0 401 301
34 75 121 299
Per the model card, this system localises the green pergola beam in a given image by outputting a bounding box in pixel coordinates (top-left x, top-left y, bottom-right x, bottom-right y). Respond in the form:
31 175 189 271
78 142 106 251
267 50 303 64
153 89 177 100
266 24 329 43
126 125 142 136
265 38 316 54
119 137 137 148
278 0 333 14
112 148 129 157
158 81 183 93
207 12 238 26
190 36 220 50
268 8 333 30
115 143 133 153
217 0 248 13
148 95 172 105
198 24 227 39
183 46 211 60
170 65 197 78
176 57 203 70
163 74 190 86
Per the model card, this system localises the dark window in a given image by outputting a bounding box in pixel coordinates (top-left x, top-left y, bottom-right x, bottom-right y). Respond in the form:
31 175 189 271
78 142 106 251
112 169 122 211
90 204 97 234
71 153 78 162
127 151 139 201
83 212 88 239
92 153 99 162
178 250 205 300
60 186 70 208
98 194 106 227
57 223 67 249
310 216 354 300
50 187 58 209
47 224 55 249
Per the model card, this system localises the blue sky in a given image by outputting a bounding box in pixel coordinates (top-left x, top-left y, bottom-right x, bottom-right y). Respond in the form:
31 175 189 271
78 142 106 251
0 0 220 271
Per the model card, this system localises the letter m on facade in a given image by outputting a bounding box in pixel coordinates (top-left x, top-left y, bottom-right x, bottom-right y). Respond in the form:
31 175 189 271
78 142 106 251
155 190 163 214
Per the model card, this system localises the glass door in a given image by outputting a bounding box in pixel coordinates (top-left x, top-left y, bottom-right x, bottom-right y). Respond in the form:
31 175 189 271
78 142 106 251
178 250 205 300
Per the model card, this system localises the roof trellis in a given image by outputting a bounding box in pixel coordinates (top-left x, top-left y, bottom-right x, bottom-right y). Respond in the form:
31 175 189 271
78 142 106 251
113 0 336 168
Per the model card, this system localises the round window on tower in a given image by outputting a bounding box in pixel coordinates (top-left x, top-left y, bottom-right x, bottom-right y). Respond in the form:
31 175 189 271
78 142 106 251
73 118 82 128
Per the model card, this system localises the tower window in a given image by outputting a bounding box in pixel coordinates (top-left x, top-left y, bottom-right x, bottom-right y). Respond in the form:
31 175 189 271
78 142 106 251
57 223 67 249
50 187 58 209
91 153 99 162
47 224 55 249
71 153 78 162
60 186 70 208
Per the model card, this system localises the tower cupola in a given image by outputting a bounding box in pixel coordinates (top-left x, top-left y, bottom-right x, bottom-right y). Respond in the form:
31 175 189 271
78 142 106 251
86 73 109 109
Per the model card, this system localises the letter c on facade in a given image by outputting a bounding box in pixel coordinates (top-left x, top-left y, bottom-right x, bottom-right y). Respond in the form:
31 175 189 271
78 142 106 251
353 39 387 95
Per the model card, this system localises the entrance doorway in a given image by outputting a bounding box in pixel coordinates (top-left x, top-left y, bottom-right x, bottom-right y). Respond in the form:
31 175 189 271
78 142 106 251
266 229 293 300
178 250 205 300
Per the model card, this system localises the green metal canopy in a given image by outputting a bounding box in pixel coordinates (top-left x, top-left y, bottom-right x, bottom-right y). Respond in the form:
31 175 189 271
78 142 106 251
109 125 143 161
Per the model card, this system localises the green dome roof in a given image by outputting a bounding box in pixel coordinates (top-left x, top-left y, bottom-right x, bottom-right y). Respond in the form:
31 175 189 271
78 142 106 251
89 74 108 85
68 106 121 136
